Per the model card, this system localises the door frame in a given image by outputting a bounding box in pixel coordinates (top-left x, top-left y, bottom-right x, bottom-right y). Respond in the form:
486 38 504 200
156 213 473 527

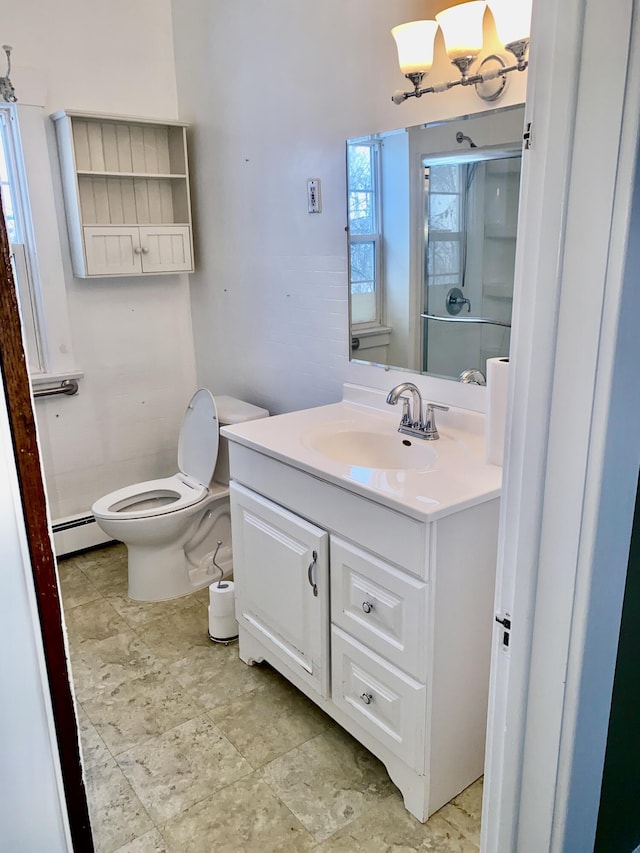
0 196 93 847
482 0 640 849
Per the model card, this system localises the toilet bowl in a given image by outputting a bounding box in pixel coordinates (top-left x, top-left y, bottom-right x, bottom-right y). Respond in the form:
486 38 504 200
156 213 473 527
92 390 268 602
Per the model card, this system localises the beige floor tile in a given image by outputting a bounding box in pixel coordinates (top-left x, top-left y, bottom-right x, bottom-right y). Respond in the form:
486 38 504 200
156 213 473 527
76 544 129 594
56 560 102 610
65 598 131 647
436 778 483 847
83 671 204 756
77 703 112 770
85 757 154 853
76 543 128 570
168 643 275 710
160 774 315 853
192 585 211 608
260 726 396 842
116 715 253 823
314 792 479 851
71 629 164 703
208 671 331 768
63 545 483 852
106 590 199 631
113 829 167 852
135 603 212 664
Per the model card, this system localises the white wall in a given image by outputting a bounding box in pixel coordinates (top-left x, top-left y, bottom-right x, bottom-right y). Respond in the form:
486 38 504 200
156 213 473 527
0 0 527 536
1 0 198 541
171 0 527 417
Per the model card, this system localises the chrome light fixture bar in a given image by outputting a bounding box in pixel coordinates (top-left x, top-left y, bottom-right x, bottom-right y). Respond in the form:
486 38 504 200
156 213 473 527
0 45 17 103
391 0 531 105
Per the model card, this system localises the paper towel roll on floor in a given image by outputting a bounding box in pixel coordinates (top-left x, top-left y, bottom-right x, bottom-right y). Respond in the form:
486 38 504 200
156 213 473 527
486 357 510 466
208 580 238 643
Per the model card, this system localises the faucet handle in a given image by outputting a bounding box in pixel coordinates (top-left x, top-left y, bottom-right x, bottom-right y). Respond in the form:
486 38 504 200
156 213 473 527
423 403 449 440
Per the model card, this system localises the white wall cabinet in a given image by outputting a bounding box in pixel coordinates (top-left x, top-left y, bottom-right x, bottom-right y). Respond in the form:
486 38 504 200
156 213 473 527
52 111 194 277
228 442 499 823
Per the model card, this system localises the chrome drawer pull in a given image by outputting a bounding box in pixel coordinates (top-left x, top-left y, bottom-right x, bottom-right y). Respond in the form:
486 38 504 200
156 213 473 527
362 600 374 614
360 692 373 705
307 550 318 597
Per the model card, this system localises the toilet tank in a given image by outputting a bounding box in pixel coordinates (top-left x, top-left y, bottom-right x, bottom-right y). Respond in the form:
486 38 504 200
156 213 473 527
213 395 269 485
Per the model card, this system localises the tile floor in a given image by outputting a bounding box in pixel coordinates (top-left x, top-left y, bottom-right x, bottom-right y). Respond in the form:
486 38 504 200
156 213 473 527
58 543 483 852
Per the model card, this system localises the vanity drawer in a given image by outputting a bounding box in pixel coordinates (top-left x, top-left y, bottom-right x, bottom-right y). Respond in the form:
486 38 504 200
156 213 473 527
331 626 426 771
330 537 428 681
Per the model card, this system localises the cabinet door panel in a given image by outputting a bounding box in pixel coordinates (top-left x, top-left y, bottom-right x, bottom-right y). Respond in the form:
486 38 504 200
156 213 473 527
230 482 329 698
331 537 429 681
83 226 141 276
331 626 426 770
139 225 192 273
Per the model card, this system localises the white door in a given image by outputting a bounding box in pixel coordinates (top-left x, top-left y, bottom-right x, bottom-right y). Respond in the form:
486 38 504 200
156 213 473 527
482 0 640 850
230 482 329 698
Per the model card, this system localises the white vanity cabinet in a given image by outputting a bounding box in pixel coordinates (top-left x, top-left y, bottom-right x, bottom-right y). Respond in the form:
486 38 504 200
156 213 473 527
52 111 194 277
228 441 499 823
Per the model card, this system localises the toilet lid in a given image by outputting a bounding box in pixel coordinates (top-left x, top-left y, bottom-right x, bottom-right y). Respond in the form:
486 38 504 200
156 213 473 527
178 389 219 487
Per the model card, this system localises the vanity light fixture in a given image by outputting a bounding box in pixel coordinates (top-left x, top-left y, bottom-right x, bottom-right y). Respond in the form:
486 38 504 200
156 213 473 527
391 0 531 105
0 45 17 102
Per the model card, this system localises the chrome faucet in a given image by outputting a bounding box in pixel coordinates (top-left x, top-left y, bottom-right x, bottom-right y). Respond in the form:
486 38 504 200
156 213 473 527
459 368 486 385
386 383 450 440
386 382 423 429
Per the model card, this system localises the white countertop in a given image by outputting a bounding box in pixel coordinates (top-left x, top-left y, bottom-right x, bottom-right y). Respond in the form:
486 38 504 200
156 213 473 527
221 398 502 522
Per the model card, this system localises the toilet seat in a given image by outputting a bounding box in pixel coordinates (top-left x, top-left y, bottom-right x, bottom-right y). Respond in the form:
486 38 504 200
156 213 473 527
92 474 208 521
92 389 220 522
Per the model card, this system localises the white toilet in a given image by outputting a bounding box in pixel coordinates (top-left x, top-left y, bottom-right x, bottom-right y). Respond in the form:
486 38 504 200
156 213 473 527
92 390 269 602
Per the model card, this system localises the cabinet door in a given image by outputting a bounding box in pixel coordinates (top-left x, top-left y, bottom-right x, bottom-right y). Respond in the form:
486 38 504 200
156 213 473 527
230 482 329 698
83 226 142 276
139 225 193 273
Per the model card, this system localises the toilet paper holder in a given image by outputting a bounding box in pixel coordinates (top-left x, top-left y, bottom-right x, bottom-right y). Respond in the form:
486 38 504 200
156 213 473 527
207 539 238 644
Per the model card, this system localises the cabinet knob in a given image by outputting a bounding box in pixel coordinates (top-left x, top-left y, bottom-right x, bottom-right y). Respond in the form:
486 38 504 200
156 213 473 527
362 600 374 614
360 692 373 705
134 247 143 255
141 246 149 254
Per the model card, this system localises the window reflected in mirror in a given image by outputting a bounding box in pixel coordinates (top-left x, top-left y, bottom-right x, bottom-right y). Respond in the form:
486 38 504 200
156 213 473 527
347 140 382 328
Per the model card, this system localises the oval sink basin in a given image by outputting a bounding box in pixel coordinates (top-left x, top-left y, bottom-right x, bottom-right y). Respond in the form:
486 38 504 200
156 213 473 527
307 428 437 471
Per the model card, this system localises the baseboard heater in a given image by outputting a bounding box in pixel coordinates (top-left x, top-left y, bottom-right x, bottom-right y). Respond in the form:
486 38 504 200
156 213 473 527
52 514 96 534
53 513 112 557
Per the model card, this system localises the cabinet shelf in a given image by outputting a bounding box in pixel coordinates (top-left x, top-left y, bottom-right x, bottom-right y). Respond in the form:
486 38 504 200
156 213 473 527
85 221 192 227
76 170 187 179
52 110 194 278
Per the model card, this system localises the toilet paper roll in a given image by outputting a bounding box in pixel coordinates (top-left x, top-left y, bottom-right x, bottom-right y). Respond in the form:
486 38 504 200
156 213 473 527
486 357 510 466
208 580 238 641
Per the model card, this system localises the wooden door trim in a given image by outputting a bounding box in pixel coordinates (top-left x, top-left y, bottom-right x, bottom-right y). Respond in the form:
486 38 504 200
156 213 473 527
0 201 93 847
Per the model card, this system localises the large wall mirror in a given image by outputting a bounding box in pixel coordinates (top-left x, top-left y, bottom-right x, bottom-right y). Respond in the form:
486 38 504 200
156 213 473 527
347 104 525 382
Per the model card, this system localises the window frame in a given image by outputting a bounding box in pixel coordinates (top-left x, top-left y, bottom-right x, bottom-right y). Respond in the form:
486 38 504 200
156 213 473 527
347 138 385 332
1 108 45 373
0 102 79 387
